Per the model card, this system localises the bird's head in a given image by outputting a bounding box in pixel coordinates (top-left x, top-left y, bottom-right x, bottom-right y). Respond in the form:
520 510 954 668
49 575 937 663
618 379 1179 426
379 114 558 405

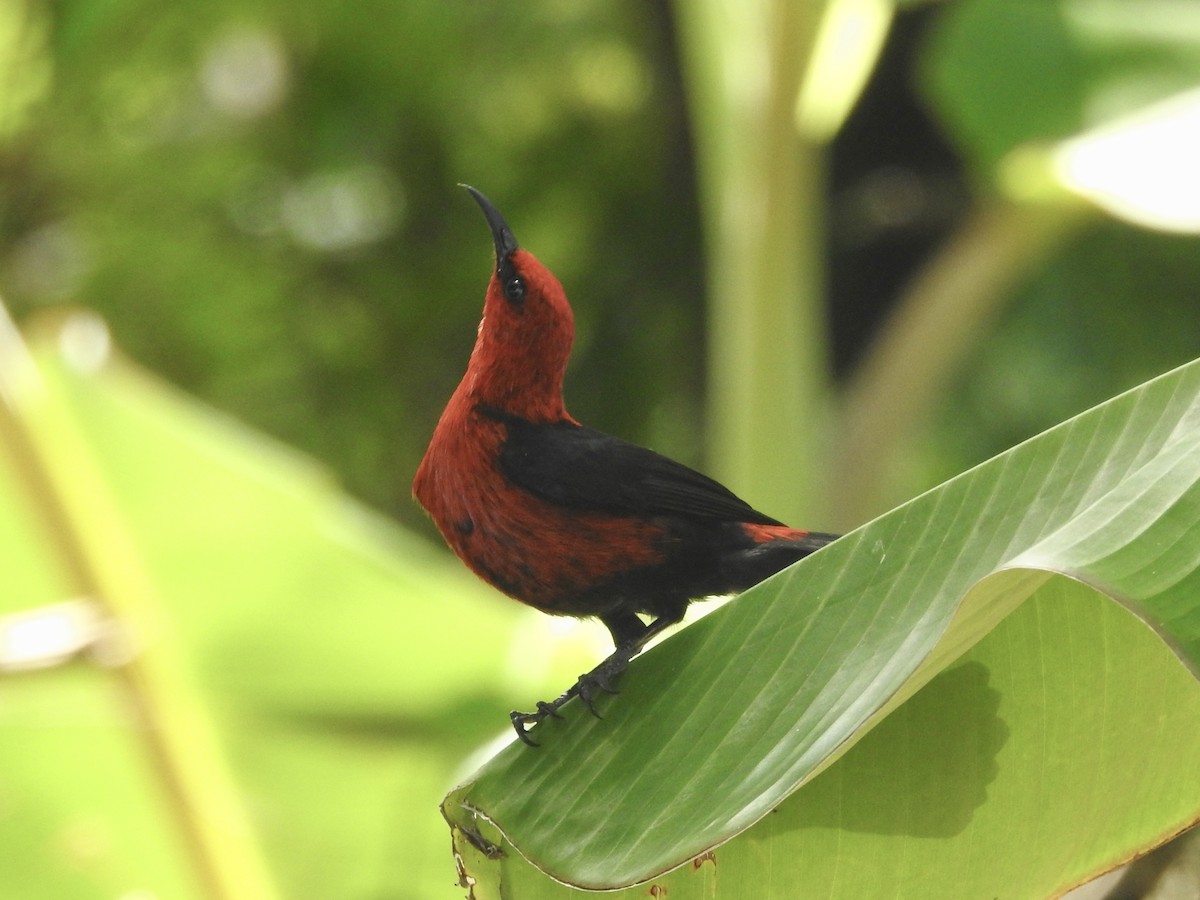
460 185 575 421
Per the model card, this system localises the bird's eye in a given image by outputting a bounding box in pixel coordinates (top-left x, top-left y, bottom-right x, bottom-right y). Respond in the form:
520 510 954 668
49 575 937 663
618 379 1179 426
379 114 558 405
504 276 526 303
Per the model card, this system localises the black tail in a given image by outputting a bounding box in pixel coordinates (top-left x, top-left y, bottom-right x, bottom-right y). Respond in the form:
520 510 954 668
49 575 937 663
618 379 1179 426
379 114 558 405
721 530 839 592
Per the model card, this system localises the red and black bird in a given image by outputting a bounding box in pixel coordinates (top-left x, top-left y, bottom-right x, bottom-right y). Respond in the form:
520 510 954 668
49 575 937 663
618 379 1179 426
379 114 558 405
413 186 835 743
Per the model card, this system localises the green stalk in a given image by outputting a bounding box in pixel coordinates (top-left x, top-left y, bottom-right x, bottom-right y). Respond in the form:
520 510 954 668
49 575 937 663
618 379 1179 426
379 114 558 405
830 198 1087 527
673 0 830 524
0 303 279 900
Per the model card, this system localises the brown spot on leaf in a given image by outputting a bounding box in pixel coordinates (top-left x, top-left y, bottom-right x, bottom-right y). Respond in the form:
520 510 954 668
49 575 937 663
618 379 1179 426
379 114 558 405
461 825 503 860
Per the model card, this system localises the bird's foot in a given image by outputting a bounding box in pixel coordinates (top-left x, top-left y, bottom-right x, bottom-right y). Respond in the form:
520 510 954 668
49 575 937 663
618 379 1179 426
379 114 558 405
510 645 636 746
510 700 566 747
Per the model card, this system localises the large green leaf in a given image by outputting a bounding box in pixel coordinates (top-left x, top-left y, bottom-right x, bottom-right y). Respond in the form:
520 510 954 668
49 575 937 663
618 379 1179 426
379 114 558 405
923 0 1200 172
445 356 1200 895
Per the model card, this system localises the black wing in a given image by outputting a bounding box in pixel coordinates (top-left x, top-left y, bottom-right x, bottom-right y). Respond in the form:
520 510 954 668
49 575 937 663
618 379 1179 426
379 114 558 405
494 414 783 525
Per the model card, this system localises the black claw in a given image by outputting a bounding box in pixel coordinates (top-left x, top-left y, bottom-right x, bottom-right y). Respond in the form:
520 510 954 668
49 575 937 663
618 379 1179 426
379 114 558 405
577 692 604 719
536 700 564 719
510 695 572 746
510 710 541 747
576 670 621 717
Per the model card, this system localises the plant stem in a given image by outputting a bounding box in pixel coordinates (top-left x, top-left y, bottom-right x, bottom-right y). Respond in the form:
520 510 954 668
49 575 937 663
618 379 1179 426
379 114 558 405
0 303 279 900
674 0 830 523
829 198 1087 527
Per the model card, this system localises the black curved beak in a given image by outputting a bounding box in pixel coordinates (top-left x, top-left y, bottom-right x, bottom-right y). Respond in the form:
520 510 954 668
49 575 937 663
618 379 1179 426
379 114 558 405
460 184 519 264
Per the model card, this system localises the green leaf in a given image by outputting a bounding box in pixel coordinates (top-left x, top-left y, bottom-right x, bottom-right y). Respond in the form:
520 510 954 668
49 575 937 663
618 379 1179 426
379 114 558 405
922 0 1200 173
445 356 1200 895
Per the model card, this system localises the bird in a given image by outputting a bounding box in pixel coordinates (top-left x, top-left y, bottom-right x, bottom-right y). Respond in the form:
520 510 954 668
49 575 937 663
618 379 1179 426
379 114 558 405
413 185 836 744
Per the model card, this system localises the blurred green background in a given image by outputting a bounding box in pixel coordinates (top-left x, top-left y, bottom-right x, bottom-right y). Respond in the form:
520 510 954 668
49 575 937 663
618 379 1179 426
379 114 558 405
2 0 1200 896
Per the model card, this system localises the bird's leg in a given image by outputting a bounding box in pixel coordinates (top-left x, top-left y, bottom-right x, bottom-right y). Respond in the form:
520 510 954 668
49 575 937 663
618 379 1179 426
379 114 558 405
510 610 683 746
508 646 633 746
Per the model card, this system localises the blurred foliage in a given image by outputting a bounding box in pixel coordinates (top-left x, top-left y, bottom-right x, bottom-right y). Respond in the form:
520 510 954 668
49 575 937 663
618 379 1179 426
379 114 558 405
1 0 705 535
916 0 1200 499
